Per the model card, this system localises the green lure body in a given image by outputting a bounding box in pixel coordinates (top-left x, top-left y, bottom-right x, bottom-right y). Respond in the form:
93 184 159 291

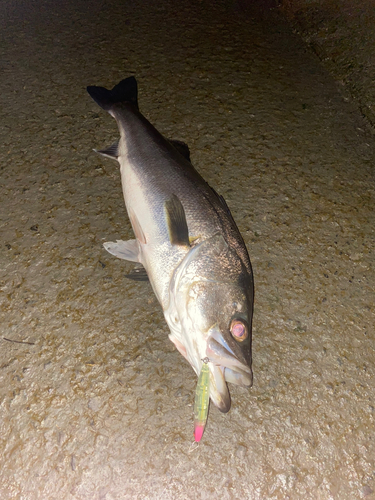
194 361 210 441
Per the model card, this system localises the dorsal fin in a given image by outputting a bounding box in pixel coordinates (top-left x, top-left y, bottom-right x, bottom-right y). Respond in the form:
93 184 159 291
169 140 191 162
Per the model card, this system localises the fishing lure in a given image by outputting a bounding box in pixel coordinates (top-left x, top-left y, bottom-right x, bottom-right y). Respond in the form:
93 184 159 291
194 358 210 442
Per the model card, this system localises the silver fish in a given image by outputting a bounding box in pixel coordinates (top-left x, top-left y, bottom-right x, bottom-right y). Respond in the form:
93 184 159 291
87 77 254 413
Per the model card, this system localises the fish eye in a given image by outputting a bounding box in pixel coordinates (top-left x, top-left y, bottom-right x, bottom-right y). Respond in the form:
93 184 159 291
230 319 248 342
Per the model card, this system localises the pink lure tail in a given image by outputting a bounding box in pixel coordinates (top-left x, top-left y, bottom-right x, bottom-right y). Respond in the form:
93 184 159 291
194 423 205 442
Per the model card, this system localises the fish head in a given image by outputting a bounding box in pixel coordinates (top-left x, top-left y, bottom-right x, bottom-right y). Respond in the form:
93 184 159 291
165 234 253 412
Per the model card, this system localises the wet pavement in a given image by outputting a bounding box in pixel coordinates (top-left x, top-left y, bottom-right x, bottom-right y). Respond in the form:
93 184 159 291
0 0 374 498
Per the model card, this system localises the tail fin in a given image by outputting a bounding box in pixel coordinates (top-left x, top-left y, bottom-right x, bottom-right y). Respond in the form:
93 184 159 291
87 76 138 111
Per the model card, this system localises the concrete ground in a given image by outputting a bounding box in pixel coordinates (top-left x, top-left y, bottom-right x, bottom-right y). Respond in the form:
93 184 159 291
0 0 374 499
280 0 375 130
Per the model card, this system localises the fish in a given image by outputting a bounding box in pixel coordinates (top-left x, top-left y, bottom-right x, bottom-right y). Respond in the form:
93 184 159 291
87 76 254 417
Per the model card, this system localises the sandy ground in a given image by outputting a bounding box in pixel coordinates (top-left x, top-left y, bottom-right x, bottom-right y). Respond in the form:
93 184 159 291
0 0 374 499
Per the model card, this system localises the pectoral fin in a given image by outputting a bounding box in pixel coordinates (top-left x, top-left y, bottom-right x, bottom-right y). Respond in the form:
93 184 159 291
164 194 190 247
103 239 139 262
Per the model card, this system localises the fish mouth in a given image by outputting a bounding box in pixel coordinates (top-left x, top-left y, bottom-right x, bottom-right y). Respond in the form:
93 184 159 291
205 329 253 413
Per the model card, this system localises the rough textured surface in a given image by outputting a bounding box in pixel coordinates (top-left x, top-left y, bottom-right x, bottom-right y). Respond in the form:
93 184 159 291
0 1 374 499
280 0 375 129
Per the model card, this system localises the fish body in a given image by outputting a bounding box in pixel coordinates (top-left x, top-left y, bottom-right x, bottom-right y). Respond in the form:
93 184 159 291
87 77 254 414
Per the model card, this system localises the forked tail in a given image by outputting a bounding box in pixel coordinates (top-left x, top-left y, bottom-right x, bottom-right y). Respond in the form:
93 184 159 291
87 76 138 111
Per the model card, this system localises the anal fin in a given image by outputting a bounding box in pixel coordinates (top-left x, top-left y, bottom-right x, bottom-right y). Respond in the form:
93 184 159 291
95 139 120 160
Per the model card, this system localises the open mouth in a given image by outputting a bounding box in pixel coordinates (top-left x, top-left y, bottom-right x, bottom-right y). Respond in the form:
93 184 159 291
205 330 252 412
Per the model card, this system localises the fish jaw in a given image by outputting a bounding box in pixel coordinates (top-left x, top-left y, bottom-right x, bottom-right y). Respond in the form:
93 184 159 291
206 327 252 412
206 328 253 387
